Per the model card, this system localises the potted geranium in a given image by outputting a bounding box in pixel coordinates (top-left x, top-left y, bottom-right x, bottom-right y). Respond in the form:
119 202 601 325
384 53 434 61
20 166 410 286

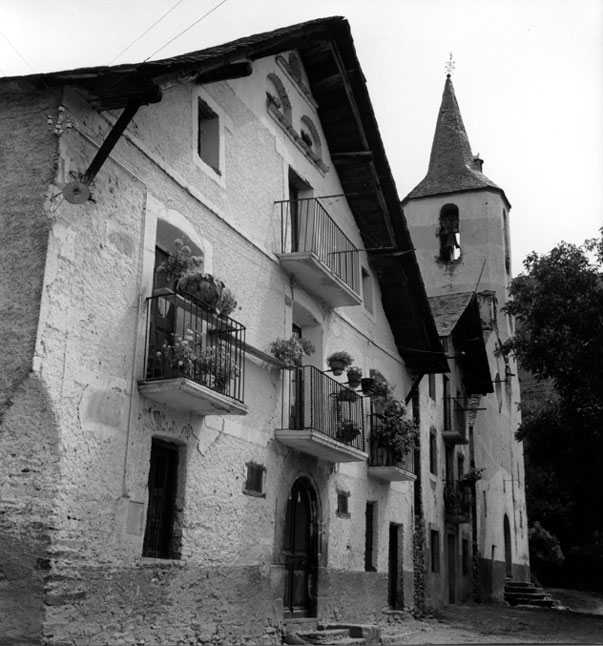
371 400 418 463
346 366 363 389
327 351 354 376
156 238 204 288
336 419 361 444
461 466 485 485
158 239 238 317
268 336 315 368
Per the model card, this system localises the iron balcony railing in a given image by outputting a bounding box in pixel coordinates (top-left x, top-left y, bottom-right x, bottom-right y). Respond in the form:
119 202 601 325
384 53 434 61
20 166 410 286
144 291 245 403
282 365 365 452
276 197 360 294
444 480 472 519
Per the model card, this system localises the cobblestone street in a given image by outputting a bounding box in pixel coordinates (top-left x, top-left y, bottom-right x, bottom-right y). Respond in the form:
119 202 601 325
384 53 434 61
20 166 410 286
381 590 603 644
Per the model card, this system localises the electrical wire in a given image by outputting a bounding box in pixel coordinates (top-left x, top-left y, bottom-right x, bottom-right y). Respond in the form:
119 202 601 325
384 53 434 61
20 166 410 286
0 30 35 74
143 0 229 62
108 0 188 65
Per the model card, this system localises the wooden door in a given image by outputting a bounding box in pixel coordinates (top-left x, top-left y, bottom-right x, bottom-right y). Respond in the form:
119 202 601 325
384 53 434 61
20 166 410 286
283 478 318 617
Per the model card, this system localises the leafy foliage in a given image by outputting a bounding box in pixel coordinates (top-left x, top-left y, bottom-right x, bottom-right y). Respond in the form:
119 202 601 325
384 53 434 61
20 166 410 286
268 335 315 366
503 232 603 589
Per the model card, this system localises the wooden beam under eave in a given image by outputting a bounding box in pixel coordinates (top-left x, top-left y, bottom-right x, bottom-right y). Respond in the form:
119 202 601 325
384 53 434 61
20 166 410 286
194 61 253 85
332 151 374 162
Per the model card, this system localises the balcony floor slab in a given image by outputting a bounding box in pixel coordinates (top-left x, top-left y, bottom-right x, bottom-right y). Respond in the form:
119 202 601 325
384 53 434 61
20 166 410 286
368 466 416 482
277 252 361 307
138 378 248 416
275 428 367 463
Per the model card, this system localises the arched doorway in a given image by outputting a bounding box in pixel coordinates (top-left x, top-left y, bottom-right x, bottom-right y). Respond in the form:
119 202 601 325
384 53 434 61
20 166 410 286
503 514 513 578
283 477 319 618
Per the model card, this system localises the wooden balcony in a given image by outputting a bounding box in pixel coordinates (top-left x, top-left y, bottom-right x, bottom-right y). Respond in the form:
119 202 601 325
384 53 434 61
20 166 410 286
275 366 367 462
138 292 247 416
276 198 361 307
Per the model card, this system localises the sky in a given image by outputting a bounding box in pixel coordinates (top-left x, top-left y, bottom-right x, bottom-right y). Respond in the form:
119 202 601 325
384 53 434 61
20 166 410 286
2 0 602 275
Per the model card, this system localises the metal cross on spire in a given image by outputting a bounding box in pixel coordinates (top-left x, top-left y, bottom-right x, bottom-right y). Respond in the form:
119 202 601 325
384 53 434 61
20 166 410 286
445 52 455 77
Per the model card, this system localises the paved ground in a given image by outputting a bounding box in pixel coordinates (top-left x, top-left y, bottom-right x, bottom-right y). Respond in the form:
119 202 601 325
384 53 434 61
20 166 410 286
380 589 603 644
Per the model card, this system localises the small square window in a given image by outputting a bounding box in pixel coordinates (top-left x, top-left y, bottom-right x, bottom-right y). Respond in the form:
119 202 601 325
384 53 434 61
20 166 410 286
244 462 265 497
336 491 350 517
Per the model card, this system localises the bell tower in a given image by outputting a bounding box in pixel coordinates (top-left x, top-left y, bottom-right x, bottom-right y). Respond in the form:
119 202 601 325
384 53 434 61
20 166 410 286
402 74 513 316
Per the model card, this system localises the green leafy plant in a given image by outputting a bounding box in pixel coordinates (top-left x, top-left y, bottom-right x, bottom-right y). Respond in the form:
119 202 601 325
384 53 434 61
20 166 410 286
336 418 361 443
461 467 485 485
371 400 417 462
327 351 354 375
368 368 395 407
156 330 239 393
268 336 315 367
156 238 204 285
157 239 237 317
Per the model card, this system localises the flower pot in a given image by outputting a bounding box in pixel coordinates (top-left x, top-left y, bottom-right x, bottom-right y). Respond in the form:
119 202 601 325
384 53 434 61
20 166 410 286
177 272 221 310
360 377 375 395
329 359 346 376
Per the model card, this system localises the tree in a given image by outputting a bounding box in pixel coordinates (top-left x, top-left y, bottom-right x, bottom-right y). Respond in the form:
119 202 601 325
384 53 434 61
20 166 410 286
502 231 603 589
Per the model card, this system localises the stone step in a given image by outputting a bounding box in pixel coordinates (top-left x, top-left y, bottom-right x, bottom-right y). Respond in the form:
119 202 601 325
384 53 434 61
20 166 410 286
296 629 352 644
321 624 380 645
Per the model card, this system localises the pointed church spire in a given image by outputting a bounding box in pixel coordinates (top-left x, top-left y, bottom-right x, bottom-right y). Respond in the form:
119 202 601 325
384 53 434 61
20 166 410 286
404 75 503 201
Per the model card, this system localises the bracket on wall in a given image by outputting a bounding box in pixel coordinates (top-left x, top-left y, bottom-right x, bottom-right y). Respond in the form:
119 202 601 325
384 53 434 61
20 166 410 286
63 98 146 204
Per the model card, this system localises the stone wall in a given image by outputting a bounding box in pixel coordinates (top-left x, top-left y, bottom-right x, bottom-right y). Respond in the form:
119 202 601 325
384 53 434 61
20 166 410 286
0 82 61 644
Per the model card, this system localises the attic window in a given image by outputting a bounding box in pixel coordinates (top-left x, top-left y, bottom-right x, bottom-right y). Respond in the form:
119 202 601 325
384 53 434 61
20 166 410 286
439 204 461 261
299 116 322 161
197 98 220 174
266 73 291 123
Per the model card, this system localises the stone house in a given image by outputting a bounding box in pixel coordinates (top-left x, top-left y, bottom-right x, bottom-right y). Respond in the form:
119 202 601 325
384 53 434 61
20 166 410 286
404 75 531 606
0 18 450 645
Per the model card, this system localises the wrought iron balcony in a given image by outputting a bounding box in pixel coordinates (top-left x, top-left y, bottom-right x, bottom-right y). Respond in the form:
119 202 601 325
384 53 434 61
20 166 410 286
442 396 469 444
276 198 361 307
444 480 472 523
138 291 247 416
275 366 367 462
368 436 416 483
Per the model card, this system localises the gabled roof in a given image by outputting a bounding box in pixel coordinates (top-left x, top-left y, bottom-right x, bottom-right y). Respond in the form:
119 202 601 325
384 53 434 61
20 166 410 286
5 16 447 373
403 75 508 206
429 292 493 394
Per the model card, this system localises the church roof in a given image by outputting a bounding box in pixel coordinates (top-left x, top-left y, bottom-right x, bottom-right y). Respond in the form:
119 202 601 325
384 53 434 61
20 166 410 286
403 75 508 204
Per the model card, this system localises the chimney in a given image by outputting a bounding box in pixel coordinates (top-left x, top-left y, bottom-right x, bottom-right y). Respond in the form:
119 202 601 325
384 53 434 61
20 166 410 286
473 154 484 171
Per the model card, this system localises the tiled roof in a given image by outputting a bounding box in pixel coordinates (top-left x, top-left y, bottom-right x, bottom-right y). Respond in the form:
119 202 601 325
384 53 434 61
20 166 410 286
404 76 507 203
429 292 475 336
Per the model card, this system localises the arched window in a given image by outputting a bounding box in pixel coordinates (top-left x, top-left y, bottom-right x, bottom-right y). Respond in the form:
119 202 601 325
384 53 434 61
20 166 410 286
266 73 291 123
299 115 322 161
439 204 461 261
288 52 303 82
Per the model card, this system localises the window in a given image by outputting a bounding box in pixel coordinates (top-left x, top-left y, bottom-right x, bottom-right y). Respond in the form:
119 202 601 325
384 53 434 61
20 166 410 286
364 502 376 571
142 439 180 559
197 98 220 174
483 490 488 517
428 372 436 400
443 375 452 430
462 538 470 575
299 115 322 161
457 453 465 480
266 73 292 123
362 267 374 314
429 426 438 475
430 530 440 573
244 462 265 497
336 491 350 517
439 204 460 261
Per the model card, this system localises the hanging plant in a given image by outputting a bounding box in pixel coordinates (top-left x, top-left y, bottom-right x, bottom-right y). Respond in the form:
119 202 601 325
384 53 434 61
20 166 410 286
327 351 354 376
336 419 361 444
461 467 485 485
346 366 363 389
